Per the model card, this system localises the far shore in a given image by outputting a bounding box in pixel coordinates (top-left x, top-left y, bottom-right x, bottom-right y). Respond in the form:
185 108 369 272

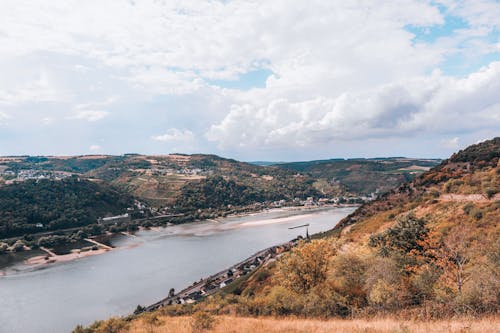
1 204 357 274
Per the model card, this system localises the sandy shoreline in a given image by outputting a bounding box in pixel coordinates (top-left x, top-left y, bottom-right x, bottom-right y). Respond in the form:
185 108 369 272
25 248 110 267
239 213 316 227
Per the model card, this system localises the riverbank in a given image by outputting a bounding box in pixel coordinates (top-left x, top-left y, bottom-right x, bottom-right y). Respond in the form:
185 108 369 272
1 204 356 273
25 247 110 267
0 206 356 333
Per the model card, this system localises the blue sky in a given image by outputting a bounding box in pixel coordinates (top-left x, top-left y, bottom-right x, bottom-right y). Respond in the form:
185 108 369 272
0 1 499 161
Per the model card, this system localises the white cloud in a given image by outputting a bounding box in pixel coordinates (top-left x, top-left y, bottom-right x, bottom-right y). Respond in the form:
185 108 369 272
0 112 10 124
89 144 101 152
0 69 67 106
208 62 500 149
41 117 54 125
0 0 445 93
70 110 109 122
441 137 460 149
152 129 195 143
0 1 498 157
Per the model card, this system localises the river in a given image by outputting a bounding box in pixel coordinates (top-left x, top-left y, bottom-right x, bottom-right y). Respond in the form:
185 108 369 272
0 206 355 333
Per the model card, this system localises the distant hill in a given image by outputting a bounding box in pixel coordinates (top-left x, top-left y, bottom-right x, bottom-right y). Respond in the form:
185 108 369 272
0 154 441 212
248 161 284 166
276 157 440 195
2 153 444 244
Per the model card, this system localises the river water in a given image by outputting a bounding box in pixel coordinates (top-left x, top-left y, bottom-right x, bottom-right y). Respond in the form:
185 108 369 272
0 206 355 333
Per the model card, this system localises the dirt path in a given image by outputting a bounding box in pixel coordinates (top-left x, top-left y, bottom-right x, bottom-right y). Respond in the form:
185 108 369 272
440 193 500 202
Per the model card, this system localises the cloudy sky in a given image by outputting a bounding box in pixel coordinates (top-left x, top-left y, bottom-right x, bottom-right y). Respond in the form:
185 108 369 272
0 0 499 161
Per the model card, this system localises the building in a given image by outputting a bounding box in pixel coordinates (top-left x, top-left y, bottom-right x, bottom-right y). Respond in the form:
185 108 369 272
98 213 131 225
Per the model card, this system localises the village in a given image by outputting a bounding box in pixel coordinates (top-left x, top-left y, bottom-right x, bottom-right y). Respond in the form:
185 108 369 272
143 236 303 312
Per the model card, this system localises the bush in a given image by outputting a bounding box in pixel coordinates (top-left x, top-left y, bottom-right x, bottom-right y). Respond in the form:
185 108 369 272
279 239 333 293
483 186 497 199
190 311 217 332
369 213 428 255
469 208 483 220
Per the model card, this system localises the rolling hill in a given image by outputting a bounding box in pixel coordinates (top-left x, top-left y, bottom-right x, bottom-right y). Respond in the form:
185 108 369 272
0 154 440 210
277 157 440 195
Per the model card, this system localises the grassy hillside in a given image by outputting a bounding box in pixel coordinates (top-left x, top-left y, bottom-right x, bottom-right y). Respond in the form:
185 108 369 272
78 315 499 333
226 138 499 319
79 138 499 332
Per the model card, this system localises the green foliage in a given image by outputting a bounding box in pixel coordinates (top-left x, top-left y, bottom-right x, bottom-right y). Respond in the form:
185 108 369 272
369 213 428 256
175 174 320 212
176 176 263 211
450 137 500 164
277 158 439 195
0 177 133 238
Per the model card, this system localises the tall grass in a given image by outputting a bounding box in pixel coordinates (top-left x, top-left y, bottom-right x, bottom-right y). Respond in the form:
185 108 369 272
127 315 500 333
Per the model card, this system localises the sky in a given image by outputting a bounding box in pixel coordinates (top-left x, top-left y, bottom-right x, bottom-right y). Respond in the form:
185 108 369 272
0 0 499 161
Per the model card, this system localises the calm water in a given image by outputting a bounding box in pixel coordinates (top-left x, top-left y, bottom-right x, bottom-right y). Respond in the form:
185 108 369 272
0 207 355 333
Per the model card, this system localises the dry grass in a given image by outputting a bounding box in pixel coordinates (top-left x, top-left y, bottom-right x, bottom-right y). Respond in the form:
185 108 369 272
127 315 500 333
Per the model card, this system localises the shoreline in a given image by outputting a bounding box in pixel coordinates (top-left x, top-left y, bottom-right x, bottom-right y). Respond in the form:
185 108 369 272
25 247 110 267
1 204 357 274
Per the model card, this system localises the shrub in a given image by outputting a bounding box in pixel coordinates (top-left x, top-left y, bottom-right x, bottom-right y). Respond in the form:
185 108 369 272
279 239 333 293
483 186 497 199
190 311 217 332
369 213 428 255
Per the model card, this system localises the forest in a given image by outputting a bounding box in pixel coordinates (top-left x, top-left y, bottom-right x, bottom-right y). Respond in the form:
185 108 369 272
0 176 133 238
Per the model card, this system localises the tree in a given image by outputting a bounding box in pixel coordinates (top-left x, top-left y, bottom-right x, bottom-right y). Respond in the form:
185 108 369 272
369 213 428 256
279 239 333 293
430 224 472 295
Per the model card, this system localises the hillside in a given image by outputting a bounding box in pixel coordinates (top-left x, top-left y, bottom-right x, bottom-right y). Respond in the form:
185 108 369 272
80 138 500 332
277 157 440 195
0 177 134 239
0 154 320 209
233 138 499 318
0 154 440 212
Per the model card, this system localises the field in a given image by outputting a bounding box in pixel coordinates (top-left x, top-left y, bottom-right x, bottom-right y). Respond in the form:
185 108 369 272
127 315 500 333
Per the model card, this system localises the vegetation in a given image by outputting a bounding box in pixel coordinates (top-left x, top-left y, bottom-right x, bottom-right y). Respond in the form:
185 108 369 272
74 315 500 333
73 138 500 332
277 157 440 195
0 177 133 238
174 175 318 212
